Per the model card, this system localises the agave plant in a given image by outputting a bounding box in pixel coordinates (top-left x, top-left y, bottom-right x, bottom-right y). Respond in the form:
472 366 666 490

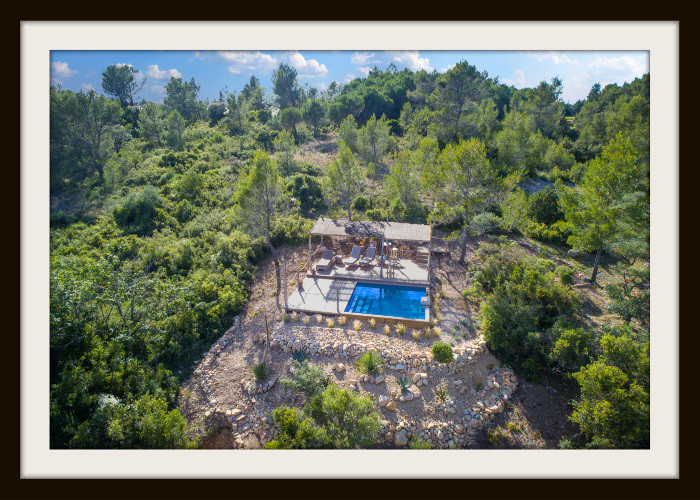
292 349 307 363
397 376 411 393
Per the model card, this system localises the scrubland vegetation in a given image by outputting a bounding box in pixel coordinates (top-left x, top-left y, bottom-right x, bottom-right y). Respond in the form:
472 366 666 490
50 60 649 449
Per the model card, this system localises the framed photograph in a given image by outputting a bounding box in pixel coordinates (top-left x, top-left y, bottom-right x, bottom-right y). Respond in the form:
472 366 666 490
20 20 679 488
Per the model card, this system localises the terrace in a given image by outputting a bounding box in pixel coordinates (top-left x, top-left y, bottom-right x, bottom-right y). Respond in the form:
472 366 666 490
284 217 434 326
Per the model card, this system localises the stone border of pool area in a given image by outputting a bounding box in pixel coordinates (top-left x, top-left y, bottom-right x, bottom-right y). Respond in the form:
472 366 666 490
285 276 431 328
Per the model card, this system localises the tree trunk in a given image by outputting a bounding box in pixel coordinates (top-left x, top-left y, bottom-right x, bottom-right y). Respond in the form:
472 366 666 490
348 204 352 221
590 246 603 284
268 239 282 291
459 207 469 263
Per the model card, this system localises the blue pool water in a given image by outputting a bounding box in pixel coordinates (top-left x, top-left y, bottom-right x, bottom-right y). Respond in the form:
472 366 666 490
344 282 427 320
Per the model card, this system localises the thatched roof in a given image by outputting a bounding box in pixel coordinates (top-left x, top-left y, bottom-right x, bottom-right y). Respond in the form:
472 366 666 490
310 218 431 243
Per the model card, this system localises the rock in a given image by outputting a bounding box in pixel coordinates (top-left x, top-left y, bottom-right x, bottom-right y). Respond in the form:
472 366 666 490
385 401 396 411
394 429 409 446
375 375 385 384
453 380 462 386
395 364 406 371
292 340 303 351
412 373 422 383
378 395 389 407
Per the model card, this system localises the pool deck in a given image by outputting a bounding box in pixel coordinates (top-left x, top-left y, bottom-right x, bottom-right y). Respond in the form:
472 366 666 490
311 258 429 285
286 276 430 327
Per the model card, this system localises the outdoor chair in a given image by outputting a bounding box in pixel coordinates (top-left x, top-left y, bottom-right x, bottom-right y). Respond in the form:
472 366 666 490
359 246 377 267
316 249 335 272
342 245 362 266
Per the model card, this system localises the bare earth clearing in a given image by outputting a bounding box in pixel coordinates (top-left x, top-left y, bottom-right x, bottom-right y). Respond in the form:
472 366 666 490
178 233 616 449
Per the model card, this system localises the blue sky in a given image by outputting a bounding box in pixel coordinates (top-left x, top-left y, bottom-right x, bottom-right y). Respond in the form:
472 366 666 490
50 50 649 104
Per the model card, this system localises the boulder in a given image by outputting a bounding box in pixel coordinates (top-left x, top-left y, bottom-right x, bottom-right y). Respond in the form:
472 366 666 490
394 428 409 446
378 395 389 407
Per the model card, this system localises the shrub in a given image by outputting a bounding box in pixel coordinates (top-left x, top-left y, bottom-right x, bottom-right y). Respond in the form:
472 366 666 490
432 327 441 337
302 315 310 325
396 323 406 336
384 325 391 335
412 330 421 341
353 320 362 331
434 384 448 403
338 316 347 326
409 437 432 449
556 265 574 284
291 312 299 322
424 327 432 339
316 314 323 324
326 318 335 328
474 381 484 391
282 313 290 323
281 360 329 398
250 362 271 381
369 318 377 329
113 185 164 236
366 208 385 221
432 342 453 363
352 195 370 212
558 437 574 449
527 186 563 226
356 350 384 376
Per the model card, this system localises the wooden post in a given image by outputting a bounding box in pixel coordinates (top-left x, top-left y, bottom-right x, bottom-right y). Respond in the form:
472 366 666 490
308 232 312 270
336 287 339 312
379 233 385 278
282 259 288 309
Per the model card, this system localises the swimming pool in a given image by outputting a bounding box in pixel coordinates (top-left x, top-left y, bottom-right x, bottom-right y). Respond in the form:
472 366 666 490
344 282 427 320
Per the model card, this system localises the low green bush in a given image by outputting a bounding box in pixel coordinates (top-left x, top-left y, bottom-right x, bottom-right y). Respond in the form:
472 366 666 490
250 362 271 381
431 341 453 363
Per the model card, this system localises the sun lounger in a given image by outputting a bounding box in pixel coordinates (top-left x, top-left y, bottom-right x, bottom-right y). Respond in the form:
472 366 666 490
359 246 377 267
316 249 335 272
343 245 362 266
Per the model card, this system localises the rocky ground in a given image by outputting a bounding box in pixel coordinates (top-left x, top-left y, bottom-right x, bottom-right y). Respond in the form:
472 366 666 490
178 239 580 450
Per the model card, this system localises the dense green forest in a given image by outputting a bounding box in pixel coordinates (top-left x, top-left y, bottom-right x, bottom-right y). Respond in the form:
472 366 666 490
50 60 650 449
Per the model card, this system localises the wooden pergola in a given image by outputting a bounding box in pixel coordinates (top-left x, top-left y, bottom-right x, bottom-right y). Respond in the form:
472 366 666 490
307 217 433 278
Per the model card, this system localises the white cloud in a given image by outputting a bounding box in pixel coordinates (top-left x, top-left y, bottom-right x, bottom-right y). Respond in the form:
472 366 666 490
115 62 133 68
587 55 647 78
440 64 454 74
351 51 379 65
285 52 329 77
357 67 371 77
146 64 181 80
502 69 526 87
344 74 356 83
529 51 582 66
218 51 279 74
80 83 94 91
389 51 433 72
50 61 77 80
150 85 166 95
